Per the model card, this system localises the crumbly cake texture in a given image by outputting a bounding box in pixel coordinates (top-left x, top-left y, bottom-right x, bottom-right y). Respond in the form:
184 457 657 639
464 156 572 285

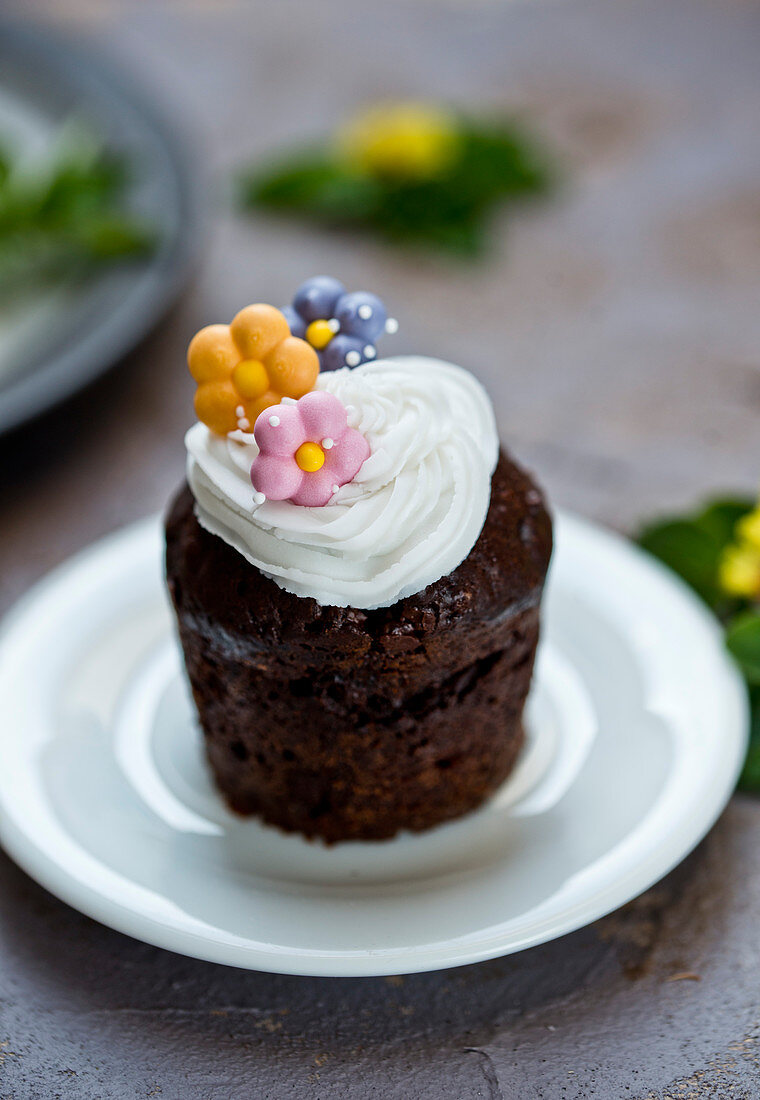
165 450 552 843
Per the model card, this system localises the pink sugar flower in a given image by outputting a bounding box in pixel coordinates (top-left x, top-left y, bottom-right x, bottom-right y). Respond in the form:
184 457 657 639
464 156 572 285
251 390 370 507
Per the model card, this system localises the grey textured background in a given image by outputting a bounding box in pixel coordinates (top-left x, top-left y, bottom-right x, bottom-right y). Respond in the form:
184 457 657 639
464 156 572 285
1 0 760 1096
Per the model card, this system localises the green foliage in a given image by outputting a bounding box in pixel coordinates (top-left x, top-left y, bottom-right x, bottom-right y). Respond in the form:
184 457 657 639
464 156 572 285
726 611 760 687
638 519 725 608
248 155 382 223
0 129 155 298
738 687 760 791
241 119 554 256
639 498 753 614
638 495 760 792
694 500 754 548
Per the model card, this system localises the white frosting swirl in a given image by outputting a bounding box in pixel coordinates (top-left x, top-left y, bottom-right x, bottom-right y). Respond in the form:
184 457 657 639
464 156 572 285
185 356 498 609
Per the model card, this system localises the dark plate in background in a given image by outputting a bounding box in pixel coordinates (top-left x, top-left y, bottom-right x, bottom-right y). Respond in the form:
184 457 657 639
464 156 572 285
0 22 201 437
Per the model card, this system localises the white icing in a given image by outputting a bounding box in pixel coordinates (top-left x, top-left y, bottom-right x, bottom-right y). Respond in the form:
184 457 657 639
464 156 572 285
185 356 499 609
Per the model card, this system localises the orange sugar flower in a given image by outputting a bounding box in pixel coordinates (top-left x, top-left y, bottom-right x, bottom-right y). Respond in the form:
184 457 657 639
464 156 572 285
187 303 320 435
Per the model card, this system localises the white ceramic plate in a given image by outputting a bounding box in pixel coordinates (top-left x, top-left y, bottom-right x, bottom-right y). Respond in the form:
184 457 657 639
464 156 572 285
0 512 747 976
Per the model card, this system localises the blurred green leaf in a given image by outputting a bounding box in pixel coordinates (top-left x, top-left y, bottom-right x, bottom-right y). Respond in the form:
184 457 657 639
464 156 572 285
638 519 724 607
639 495 760 795
637 496 754 613
240 115 555 256
694 499 755 547
74 214 155 259
244 156 382 222
726 611 760 686
737 687 760 791
455 120 554 203
0 130 155 299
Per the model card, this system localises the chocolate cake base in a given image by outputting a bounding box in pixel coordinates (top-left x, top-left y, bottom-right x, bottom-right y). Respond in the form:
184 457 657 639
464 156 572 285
165 452 552 843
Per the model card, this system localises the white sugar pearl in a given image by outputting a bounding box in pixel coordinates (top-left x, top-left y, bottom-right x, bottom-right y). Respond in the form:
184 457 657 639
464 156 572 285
364 345 376 359
268 415 280 427
281 396 297 405
327 318 340 333
385 317 398 334
252 491 266 506
332 484 340 494
235 405 245 418
345 350 361 367
238 418 250 430
358 304 372 320
322 437 334 449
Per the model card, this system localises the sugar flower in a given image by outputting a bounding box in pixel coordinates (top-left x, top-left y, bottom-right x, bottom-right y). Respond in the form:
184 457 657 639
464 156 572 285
282 275 398 373
188 303 319 435
251 390 370 507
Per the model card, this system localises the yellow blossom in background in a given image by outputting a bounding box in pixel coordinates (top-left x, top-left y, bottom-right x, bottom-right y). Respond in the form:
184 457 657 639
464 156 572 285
244 99 553 253
720 545 760 598
336 102 461 180
719 503 760 599
737 509 760 551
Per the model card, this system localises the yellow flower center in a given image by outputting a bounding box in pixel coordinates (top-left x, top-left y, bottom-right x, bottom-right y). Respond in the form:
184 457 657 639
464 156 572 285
232 359 269 399
305 319 335 350
295 441 325 472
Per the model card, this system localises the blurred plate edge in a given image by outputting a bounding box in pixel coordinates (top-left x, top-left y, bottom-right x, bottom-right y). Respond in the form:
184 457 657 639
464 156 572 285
0 19 205 437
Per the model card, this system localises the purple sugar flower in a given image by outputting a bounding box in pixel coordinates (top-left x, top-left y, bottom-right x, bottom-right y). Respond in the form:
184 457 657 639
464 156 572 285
284 276 398 371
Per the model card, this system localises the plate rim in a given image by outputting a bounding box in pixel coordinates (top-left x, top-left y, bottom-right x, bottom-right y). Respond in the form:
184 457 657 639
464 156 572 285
0 20 203 436
0 511 749 977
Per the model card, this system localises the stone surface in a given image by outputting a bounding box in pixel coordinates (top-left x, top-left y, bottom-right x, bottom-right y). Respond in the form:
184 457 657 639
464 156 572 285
1 0 760 1096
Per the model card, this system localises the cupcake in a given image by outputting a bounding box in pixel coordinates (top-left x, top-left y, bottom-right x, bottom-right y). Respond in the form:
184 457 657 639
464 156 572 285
166 276 552 843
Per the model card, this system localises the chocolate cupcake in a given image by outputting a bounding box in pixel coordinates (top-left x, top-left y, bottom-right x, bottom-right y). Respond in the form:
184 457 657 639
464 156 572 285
166 277 552 842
